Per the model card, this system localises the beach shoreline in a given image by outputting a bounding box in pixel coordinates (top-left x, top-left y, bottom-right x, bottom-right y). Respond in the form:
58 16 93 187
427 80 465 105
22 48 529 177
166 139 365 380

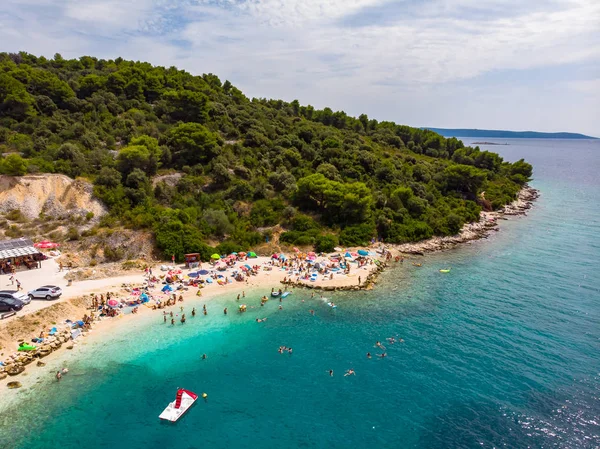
0 185 538 401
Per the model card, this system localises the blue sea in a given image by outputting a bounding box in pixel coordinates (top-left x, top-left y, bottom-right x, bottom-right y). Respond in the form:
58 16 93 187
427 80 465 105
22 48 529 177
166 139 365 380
1 138 599 449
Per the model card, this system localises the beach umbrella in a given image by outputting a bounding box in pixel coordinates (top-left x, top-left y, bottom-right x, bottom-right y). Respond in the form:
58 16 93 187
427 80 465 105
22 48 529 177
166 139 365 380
238 251 247 256
107 299 119 308
248 251 257 258
162 285 173 293
308 251 316 257
198 269 209 275
344 252 352 258
351 252 359 257
272 253 279 259
240 266 248 271
357 249 369 256
231 252 238 255
293 247 300 253
34 240 60 249
211 254 220 260
279 253 286 260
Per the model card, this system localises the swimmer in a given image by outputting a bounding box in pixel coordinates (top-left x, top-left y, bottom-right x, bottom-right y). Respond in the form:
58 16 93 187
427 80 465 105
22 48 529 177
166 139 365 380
344 369 355 377
180 306 184 312
288 348 293 354
387 337 396 344
309 309 315 316
163 315 167 323
202 353 207 360
366 352 372 359
181 314 186 324
203 304 207 311
237 294 240 301
61 368 69 374
191 308 196 317
56 371 62 381
279 305 283 310
375 341 386 350
224 307 228 315
170 311 174 318
328 369 334 377
171 318 175 325
378 353 387 358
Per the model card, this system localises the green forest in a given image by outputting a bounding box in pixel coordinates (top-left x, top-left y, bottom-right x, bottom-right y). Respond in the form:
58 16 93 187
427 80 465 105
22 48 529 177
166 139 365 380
0 52 532 261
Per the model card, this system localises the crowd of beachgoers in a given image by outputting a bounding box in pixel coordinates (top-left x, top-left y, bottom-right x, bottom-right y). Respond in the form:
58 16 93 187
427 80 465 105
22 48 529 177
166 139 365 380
0 248 390 387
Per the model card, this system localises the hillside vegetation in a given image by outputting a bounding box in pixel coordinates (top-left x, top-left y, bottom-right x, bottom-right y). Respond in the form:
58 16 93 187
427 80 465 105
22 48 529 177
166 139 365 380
0 52 532 260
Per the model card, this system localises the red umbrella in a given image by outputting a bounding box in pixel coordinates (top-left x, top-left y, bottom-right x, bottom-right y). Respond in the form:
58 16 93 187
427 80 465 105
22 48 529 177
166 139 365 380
34 240 60 249
293 247 300 253
307 251 316 257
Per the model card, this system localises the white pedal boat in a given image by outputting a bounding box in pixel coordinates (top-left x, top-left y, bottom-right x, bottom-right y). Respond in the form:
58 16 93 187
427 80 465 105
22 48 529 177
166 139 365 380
159 389 198 422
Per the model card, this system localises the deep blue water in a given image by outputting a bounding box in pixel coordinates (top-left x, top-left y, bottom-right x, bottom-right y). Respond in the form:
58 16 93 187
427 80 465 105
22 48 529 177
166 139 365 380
1 139 599 449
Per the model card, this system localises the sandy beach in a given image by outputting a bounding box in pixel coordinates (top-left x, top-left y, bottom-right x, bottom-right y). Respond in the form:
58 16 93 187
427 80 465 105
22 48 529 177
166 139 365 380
0 251 384 393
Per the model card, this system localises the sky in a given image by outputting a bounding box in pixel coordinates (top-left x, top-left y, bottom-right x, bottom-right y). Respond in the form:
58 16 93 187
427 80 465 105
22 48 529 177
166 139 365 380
0 0 598 136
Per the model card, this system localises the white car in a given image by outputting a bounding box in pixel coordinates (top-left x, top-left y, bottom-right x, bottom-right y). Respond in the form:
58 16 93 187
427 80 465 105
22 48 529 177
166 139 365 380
28 285 62 300
0 290 30 305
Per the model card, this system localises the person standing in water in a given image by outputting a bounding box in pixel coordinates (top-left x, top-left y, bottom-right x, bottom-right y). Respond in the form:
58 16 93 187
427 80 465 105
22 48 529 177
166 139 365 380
181 314 186 324
328 370 334 377
224 307 228 315
163 315 167 323
191 308 196 317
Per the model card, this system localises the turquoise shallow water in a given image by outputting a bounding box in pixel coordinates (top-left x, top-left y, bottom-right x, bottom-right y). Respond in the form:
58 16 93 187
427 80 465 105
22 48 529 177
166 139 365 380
1 139 599 449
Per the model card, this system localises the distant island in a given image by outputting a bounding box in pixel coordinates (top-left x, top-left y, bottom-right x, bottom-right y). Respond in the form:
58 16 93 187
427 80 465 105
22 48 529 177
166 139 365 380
471 142 509 146
424 128 598 140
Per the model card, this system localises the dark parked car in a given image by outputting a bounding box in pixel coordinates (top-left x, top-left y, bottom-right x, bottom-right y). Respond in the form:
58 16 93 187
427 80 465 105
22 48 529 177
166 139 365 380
0 290 30 305
0 297 25 312
28 285 63 300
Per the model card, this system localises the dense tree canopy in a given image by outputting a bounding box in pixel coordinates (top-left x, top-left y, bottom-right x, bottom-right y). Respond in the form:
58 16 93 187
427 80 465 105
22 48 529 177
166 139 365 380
0 52 532 260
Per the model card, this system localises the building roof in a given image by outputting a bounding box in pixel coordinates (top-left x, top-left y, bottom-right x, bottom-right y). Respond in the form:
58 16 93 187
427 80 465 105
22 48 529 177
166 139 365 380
0 238 39 261
0 238 34 251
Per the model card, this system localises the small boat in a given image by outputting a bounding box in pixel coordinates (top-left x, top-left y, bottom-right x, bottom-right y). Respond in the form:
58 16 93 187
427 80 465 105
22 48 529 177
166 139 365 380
159 389 198 422
439 268 451 273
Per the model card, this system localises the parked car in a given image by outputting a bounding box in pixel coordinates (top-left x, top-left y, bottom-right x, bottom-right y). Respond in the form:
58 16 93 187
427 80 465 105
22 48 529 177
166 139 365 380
0 290 31 305
0 297 25 312
27 285 63 300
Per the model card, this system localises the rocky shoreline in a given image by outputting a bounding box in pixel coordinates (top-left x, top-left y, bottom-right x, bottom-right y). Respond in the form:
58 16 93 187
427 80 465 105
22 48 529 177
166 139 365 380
392 185 539 255
281 185 539 291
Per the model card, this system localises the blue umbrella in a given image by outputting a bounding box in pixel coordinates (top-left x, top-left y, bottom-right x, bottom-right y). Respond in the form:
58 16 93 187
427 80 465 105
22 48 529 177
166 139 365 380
198 269 209 275
162 285 173 293
357 249 369 256
344 252 352 258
